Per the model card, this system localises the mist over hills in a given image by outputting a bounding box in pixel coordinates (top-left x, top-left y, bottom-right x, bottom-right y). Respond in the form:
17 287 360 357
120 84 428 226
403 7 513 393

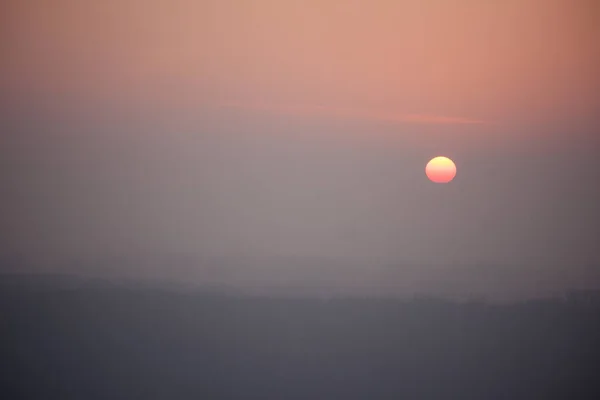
2 253 598 302
2 272 600 399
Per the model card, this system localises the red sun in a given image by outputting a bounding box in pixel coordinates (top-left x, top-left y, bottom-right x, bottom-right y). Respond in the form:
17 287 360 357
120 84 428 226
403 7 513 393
426 156 456 183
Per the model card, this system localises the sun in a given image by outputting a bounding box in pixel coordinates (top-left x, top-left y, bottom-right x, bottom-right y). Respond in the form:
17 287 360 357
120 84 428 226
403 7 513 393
426 156 456 183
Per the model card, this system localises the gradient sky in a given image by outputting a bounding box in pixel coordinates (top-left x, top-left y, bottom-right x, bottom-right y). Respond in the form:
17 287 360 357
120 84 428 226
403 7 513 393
1 0 599 300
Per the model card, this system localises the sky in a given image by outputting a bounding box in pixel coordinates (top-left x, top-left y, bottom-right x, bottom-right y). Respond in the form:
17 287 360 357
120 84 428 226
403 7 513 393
1 0 599 300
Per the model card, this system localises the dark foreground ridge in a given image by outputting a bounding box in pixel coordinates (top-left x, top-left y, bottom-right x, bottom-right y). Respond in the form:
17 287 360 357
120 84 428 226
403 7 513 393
2 274 600 399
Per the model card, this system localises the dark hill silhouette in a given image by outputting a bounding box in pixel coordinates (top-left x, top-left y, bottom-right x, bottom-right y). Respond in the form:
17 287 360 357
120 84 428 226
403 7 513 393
2 273 599 399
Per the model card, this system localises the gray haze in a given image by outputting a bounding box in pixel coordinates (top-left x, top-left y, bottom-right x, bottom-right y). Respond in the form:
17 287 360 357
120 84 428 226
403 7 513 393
1 100 599 301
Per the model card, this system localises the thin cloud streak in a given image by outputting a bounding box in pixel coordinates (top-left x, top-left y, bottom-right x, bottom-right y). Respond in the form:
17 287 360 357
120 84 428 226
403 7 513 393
217 101 488 125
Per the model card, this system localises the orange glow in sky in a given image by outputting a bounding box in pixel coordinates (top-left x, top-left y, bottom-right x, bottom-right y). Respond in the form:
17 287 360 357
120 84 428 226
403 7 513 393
1 0 598 130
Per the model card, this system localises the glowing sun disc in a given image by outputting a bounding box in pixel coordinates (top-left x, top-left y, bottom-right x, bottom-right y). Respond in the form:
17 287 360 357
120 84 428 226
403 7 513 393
426 156 456 183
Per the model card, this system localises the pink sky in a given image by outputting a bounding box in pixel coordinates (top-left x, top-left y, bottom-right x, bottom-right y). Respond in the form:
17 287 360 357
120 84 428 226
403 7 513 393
1 0 599 128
